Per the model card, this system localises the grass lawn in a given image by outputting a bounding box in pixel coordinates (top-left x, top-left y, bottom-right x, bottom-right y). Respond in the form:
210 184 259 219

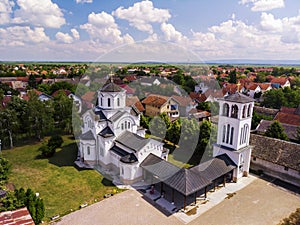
2 135 120 222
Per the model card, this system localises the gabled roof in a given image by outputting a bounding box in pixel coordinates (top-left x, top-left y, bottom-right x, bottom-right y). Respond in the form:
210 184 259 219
164 168 211 196
115 131 151 152
101 82 123 92
95 110 107 121
0 207 34 225
109 111 126 122
126 96 145 112
223 92 253 103
98 126 114 138
274 112 300 126
171 95 193 107
80 130 95 140
142 95 168 108
250 134 300 171
270 77 289 86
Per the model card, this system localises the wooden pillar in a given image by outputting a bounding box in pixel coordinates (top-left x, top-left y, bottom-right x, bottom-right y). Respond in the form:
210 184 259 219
171 188 174 203
204 186 207 199
184 195 186 211
223 175 226 187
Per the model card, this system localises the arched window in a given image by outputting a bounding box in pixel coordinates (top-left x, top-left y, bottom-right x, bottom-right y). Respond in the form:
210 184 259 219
117 98 120 106
121 123 124 130
244 124 249 143
87 146 90 155
222 125 226 142
128 122 131 129
108 98 111 107
125 121 127 129
100 97 103 106
240 128 244 145
230 127 234 145
226 124 230 143
247 105 251 117
231 105 238 118
223 103 229 116
243 105 247 118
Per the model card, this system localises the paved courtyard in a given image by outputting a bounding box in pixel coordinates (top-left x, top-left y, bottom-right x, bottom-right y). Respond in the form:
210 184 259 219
54 176 300 225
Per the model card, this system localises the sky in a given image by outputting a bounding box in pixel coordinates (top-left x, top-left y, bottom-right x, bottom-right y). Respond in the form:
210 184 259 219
1 0 300 62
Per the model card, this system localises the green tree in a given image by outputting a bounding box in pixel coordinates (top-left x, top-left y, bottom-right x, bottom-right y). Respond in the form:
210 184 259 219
265 121 288 140
53 91 73 132
0 108 18 149
0 157 10 183
149 116 167 140
261 89 287 109
166 119 181 145
39 144 55 158
48 135 63 149
228 70 237 84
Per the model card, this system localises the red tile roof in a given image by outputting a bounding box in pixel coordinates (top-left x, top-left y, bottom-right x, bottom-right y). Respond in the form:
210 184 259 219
81 91 95 103
274 112 300 126
270 77 288 86
0 207 34 225
126 96 145 112
142 95 168 108
189 92 207 102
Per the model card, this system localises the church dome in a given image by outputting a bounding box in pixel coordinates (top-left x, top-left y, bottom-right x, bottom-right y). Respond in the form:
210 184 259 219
101 82 123 92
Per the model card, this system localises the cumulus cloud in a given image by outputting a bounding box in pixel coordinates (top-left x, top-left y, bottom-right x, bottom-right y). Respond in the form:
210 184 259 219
0 0 14 24
76 0 92 3
160 22 187 43
80 11 134 45
71 28 80 40
13 0 65 28
0 26 49 46
55 32 73 44
112 0 171 33
260 12 283 32
239 0 285 11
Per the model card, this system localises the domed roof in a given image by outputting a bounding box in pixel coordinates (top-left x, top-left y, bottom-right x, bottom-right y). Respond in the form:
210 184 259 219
223 92 253 103
101 81 123 92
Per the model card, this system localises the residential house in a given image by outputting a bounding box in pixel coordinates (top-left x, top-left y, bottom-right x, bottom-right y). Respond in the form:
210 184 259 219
126 96 145 114
171 95 197 117
139 77 161 86
141 94 179 118
250 134 300 187
274 105 300 126
244 83 261 98
270 77 290 89
0 207 34 225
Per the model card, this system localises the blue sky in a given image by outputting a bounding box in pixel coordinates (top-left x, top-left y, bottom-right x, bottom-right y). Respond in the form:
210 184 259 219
0 0 300 62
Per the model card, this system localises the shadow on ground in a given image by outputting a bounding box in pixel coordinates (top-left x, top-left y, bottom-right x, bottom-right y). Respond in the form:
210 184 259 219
48 143 78 167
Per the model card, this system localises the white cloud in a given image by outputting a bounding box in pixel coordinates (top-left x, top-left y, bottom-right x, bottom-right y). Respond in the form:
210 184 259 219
13 0 66 28
0 26 49 46
160 22 187 43
0 0 14 24
112 0 171 34
76 0 92 3
260 12 283 32
239 0 285 11
80 11 134 45
56 32 73 44
71 28 80 40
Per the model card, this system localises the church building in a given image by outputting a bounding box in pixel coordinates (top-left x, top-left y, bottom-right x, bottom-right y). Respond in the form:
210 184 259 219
78 80 168 184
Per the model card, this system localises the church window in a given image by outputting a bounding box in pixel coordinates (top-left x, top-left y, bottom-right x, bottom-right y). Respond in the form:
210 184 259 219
243 124 249 144
100 97 103 106
121 123 124 130
240 128 244 145
242 105 247 118
231 105 238 118
128 122 131 129
108 98 111 107
222 125 226 142
226 124 230 143
230 127 234 145
125 121 127 129
247 105 251 117
121 167 124 175
87 146 90 155
117 98 120 106
223 103 229 116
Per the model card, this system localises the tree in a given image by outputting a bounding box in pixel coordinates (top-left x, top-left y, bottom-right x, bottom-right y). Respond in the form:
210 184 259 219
197 102 210 111
48 135 63 149
0 108 18 149
261 89 287 109
228 70 237 84
0 157 10 183
265 121 288 141
166 119 181 145
149 116 167 140
39 144 55 158
53 91 73 132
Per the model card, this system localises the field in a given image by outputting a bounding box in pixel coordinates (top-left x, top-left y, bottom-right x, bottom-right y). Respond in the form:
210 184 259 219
2 135 119 221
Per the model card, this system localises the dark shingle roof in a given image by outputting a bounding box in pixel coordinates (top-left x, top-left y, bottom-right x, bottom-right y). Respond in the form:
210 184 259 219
164 168 211 196
98 126 114 138
109 111 126 122
95 110 107 121
80 130 95 140
110 145 138 164
140 153 180 180
115 131 150 152
223 92 253 103
110 145 129 157
190 155 236 181
250 134 300 171
101 82 123 92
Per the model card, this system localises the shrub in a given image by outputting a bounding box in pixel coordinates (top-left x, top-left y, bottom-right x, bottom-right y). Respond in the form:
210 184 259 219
39 144 55 158
47 135 63 149
0 157 10 183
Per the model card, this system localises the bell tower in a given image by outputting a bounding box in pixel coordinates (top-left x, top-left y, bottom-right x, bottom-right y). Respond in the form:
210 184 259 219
213 92 254 182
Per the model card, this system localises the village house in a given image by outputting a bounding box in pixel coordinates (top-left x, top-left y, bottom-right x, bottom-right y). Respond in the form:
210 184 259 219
270 77 290 89
250 134 300 187
274 105 300 126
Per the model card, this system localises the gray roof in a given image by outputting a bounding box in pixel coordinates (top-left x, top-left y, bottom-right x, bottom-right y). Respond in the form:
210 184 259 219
109 111 126 122
223 92 253 103
115 131 151 152
98 126 114 138
164 168 211 196
80 130 95 140
250 134 300 171
110 145 138 164
256 120 299 140
190 155 236 181
95 110 107 121
140 153 180 180
101 82 122 92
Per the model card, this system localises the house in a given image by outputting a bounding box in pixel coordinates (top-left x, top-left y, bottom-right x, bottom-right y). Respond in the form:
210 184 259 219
142 94 180 118
270 77 290 88
244 83 261 98
21 89 52 102
253 106 279 118
139 77 161 86
77 81 168 184
0 207 34 225
250 134 300 187
171 95 197 117
274 105 300 126
256 119 299 141
126 96 145 114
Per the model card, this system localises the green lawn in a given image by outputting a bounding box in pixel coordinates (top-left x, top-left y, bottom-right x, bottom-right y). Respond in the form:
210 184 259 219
2 135 119 221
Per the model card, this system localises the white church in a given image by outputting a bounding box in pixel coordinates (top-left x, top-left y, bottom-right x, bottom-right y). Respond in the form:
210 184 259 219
77 78 254 188
78 80 168 184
